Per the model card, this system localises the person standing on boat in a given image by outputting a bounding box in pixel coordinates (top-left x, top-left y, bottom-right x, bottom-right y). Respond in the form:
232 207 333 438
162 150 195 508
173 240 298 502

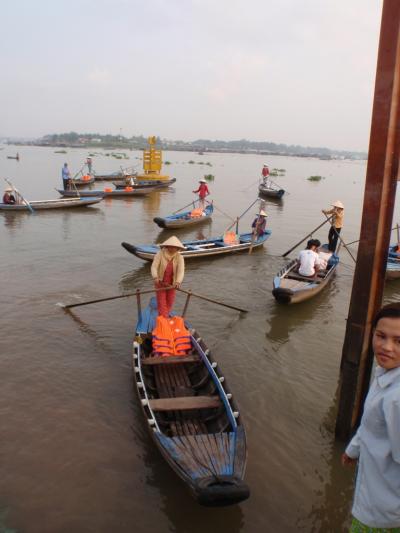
322 200 344 252
193 178 210 209
251 210 268 237
342 302 400 532
86 157 93 174
151 236 185 318
2 188 16 204
62 163 71 190
297 239 321 277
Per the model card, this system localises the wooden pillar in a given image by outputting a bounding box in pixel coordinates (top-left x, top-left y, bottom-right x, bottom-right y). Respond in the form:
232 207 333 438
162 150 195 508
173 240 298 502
335 0 400 441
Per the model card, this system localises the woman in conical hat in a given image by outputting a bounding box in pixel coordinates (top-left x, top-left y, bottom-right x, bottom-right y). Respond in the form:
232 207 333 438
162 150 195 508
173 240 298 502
151 236 185 317
322 200 344 253
251 209 268 238
193 178 210 209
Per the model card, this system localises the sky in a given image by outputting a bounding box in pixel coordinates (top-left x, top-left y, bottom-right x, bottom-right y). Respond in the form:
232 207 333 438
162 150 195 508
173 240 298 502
0 0 383 151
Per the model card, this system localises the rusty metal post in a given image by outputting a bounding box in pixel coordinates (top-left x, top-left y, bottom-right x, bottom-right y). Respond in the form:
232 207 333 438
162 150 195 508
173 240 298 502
335 0 400 441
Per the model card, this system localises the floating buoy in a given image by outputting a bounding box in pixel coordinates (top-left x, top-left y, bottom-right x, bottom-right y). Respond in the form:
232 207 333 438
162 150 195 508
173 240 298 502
104 187 112 192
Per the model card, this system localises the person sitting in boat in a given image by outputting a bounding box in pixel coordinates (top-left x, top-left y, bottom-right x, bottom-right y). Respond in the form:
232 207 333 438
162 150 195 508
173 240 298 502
193 178 210 209
322 200 344 253
151 236 185 318
62 163 71 190
251 210 268 237
2 188 16 204
297 239 321 278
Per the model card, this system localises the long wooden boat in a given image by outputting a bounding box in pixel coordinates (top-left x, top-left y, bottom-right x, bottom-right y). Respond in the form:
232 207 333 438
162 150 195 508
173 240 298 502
386 261 400 280
94 172 136 182
122 231 271 261
154 204 213 229
57 187 154 198
133 295 249 506
129 177 176 187
272 249 339 304
113 180 172 190
258 183 285 199
0 197 103 211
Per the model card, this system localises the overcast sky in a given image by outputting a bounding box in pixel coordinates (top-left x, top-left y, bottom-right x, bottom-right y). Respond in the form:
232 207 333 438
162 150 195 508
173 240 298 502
0 0 383 151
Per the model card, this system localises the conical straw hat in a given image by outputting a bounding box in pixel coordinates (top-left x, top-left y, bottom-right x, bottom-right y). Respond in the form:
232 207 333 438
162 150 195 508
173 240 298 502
257 209 268 217
332 200 344 209
160 236 185 249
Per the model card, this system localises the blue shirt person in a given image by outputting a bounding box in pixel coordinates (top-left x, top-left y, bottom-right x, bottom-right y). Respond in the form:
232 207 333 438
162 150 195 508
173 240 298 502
342 303 400 531
62 163 71 190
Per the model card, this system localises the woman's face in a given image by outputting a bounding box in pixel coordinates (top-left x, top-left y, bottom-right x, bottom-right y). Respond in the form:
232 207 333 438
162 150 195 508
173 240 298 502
164 246 180 254
372 317 400 370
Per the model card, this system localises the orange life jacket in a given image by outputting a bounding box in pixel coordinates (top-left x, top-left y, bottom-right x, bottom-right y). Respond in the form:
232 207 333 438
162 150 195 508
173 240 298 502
190 208 203 218
223 231 239 245
152 315 192 357
168 316 192 355
152 316 174 356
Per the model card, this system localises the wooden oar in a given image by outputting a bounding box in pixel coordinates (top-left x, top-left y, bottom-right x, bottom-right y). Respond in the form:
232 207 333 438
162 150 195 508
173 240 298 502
173 199 197 214
282 217 332 257
59 287 171 309
323 213 356 263
225 197 259 232
4 178 34 213
60 286 248 314
176 288 248 313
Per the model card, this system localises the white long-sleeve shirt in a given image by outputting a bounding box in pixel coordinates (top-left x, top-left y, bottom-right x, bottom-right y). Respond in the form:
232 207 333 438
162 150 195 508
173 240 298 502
345 366 400 528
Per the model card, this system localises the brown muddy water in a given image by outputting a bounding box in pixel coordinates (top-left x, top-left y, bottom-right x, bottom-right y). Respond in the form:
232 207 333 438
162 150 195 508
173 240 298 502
1 146 399 533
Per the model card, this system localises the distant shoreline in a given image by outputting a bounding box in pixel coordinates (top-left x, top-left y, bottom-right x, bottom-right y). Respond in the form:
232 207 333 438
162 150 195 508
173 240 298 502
4 141 367 160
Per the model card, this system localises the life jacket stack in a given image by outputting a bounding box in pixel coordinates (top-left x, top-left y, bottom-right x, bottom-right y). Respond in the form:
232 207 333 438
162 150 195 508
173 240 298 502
152 315 192 357
190 208 203 218
223 231 239 245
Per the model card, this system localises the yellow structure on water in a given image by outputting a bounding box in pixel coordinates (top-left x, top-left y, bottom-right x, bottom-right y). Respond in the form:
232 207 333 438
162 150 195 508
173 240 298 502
136 136 171 182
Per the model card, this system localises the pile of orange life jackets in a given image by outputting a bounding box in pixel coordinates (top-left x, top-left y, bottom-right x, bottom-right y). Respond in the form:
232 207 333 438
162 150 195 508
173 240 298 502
190 208 203 218
152 315 192 357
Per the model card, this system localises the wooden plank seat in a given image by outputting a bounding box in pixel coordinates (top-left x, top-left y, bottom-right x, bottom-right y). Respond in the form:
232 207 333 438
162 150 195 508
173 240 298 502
142 355 200 365
149 395 221 411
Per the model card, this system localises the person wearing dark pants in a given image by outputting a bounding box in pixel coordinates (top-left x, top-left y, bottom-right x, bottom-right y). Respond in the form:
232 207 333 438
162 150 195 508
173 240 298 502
322 200 344 253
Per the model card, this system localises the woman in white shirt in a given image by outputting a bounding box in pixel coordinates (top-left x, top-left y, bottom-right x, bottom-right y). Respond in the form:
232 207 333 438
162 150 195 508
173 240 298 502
342 303 400 532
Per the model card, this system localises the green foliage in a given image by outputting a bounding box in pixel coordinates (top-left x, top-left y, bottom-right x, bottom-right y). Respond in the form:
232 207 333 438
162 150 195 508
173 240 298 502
270 171 279 177
307 175 324 181
164 161 171 165
188 160 195 164
54 150 67 154
204 174 215 181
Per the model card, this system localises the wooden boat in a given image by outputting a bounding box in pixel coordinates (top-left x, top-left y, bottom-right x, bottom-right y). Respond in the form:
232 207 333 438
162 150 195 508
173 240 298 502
113 180 173 190
258 182 285 199
272 248 339 304
130 177 176 187
7 155 19 161
154 204 213 229
122 231 271 261
71 175 95 187
94 171 136 181
0 197 103 211
57 187 154 198
133 295 249 506
386 245 400 279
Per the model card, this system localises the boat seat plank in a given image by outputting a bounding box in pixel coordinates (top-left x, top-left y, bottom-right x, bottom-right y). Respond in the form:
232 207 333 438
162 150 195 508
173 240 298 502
142 355 200 365
286 272 321 283
149 396 221 411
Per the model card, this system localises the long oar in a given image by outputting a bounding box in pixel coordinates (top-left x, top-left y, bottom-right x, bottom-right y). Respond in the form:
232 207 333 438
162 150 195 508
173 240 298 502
4 178 34 213
225 197 259 232
323 213 356 263
173 199 197 214
282 217 332 257
59 286 248 314
176 287 247 313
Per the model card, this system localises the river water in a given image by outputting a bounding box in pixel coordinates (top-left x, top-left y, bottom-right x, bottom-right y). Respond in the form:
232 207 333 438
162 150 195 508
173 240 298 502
1 146 399 533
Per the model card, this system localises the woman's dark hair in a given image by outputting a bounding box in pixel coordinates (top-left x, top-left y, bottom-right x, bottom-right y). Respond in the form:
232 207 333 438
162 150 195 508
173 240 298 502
373 303 400 328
